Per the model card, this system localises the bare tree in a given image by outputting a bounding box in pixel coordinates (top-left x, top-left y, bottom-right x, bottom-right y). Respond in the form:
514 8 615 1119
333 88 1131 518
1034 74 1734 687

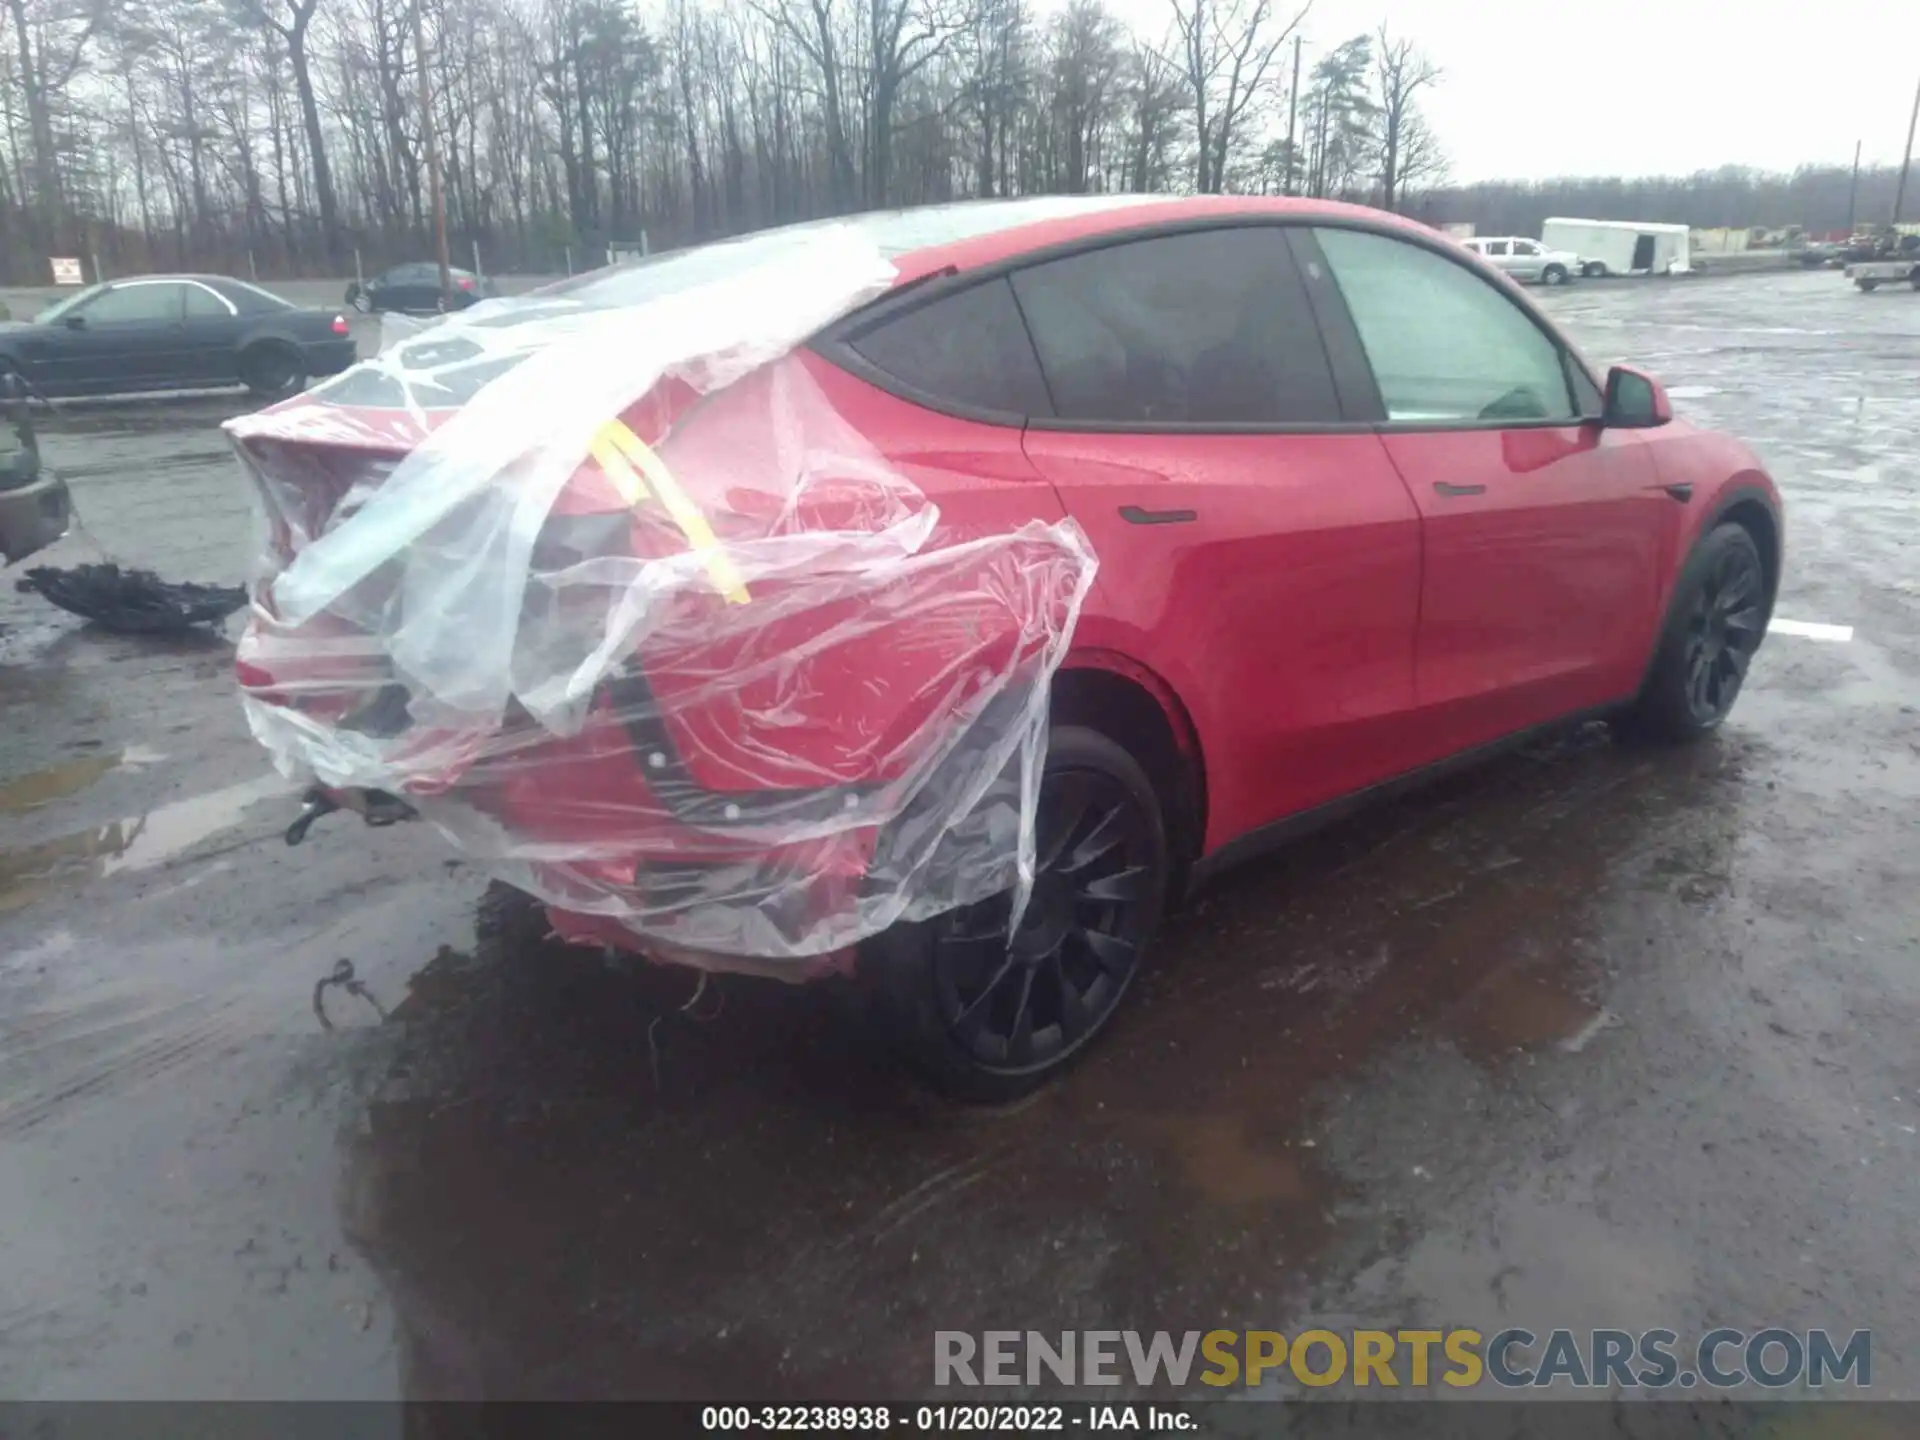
1166 0 1305 193
230 0 341 256
1371 24 1435 212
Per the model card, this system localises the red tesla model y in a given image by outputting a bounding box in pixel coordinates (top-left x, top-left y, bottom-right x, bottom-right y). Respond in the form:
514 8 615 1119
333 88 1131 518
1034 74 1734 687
233 195 1781 1099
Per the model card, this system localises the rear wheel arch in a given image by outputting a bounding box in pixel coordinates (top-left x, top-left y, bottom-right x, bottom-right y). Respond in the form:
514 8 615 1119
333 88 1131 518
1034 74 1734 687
1050 655 1206 876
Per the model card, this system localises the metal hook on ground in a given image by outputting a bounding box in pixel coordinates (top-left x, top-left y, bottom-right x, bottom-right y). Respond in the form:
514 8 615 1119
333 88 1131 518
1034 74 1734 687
313 958 388 1030
647 970 726 1089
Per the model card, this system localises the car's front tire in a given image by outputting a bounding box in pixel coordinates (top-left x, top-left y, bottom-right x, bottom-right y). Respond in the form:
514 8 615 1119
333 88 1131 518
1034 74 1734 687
1542 263 1569 286
861 725 1170 1103
1620 522 1766 743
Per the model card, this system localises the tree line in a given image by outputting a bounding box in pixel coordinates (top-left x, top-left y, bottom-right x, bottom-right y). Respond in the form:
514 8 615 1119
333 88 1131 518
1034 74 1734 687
0 0 1900 285
0 0 1446 280
1427 164 1916 240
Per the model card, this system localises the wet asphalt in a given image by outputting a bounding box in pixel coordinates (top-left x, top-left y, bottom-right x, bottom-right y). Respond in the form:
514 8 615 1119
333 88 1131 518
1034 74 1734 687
0 271 1916 1404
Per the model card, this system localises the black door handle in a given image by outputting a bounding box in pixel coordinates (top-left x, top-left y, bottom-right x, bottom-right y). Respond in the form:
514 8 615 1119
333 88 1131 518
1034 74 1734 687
1659 482 1694 502
1119 505 1197 525
1433 482 1486 497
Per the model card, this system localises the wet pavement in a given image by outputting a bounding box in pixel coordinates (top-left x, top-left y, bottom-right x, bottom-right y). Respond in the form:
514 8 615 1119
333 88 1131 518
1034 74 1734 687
1 271 1917 1403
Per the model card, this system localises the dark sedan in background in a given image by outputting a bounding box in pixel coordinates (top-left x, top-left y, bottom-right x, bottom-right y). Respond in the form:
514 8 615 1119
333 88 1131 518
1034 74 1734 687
0 276 357 399
345 263 495 315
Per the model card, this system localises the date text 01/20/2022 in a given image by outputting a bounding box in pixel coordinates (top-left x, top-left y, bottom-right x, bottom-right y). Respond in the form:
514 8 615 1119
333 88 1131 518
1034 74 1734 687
699 1406 1195 1431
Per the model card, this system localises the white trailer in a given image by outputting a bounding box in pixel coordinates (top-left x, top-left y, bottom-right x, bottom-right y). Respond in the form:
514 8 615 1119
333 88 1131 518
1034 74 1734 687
1541 218 1692 277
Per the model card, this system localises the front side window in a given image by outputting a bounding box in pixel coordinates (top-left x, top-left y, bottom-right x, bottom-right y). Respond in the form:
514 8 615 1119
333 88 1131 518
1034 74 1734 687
80 284 183 325
1010 227 1340 425
1314 227 1577 425
1513 240 1541 257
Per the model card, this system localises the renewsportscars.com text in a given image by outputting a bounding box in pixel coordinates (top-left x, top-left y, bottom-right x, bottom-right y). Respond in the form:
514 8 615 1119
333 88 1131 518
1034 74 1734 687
934 1328 1871 1390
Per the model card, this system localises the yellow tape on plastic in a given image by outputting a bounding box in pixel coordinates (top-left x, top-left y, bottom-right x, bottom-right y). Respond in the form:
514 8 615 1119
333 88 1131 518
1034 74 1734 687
590 420 751 605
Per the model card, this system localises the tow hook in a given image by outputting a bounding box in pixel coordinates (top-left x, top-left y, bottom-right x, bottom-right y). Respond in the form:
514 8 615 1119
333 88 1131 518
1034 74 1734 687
285 786 339 846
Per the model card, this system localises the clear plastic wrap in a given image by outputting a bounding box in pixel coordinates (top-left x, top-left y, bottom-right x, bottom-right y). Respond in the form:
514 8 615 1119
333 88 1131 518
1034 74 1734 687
226 227 1097 969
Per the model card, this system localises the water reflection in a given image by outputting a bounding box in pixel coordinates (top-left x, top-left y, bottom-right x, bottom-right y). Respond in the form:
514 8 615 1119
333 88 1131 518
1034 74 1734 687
339 725 1755 1400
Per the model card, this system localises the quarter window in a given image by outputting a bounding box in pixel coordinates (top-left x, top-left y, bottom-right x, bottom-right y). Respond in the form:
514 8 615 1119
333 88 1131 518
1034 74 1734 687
81 284 183 324
847 278 1053 417
1010 227 1341 426
1314 227 1577 424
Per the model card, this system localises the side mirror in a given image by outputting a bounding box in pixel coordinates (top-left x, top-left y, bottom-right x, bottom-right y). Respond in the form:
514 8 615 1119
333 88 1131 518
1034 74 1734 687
1602 365 1672 428
63 314 86 330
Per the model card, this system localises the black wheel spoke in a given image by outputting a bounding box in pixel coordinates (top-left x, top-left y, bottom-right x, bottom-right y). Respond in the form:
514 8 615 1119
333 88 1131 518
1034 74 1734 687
1079 864 1149 904
1723 604 1764 638
1687 645 1714 711
1006 967 1038 1063
953 952 1020 1027
1053 955 1092 1041
1080 925 1137 975
1061 804 1128 874
1038 776 1094 870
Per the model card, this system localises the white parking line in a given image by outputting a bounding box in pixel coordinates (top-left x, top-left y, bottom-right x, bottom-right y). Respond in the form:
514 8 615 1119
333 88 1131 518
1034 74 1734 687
1771 619 1854 642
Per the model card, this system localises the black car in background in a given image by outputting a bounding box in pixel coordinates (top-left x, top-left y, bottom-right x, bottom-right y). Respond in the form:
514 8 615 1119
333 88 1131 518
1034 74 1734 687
345 263 495 315
0 276 356 399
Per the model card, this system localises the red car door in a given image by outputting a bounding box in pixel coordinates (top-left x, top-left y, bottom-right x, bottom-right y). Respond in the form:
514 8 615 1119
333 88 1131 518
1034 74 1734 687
1006 226 1426 852
1309 226 1678 760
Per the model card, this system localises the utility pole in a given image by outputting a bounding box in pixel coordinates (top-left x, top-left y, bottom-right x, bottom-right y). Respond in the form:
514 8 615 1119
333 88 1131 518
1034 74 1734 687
1846 139 1861 234
1895 72 1920 228
413 0 452 306
1283 35 1303 196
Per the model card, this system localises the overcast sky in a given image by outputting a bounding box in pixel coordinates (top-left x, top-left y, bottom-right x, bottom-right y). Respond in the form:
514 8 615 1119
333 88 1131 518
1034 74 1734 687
1108 0 1920 182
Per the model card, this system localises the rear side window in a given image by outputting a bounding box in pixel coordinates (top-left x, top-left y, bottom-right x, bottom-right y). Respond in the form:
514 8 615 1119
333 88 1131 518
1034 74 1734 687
1314 226 1577 425
847 277 1052 418
1009 227 1340 425
183 285 230 319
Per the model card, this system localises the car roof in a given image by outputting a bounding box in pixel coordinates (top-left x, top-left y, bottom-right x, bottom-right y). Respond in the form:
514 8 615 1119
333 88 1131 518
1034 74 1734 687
539 194 1439 311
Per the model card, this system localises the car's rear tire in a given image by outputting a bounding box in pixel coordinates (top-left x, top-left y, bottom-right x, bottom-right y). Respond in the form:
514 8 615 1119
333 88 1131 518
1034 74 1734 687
239 342 306 399
1542 263 1569 286
1582 261 1607 278
1858 279 1879 292
1619 522 1766 743
860 725 1170 1104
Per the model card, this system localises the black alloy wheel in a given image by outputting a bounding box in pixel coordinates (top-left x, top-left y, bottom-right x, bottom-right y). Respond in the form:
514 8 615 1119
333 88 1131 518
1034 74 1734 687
1679 535 1765 726
864 726 1169 1102
1622 522 1766 741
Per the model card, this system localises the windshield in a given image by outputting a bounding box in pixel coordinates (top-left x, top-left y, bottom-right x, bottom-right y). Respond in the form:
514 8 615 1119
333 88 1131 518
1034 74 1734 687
36 285 104 323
